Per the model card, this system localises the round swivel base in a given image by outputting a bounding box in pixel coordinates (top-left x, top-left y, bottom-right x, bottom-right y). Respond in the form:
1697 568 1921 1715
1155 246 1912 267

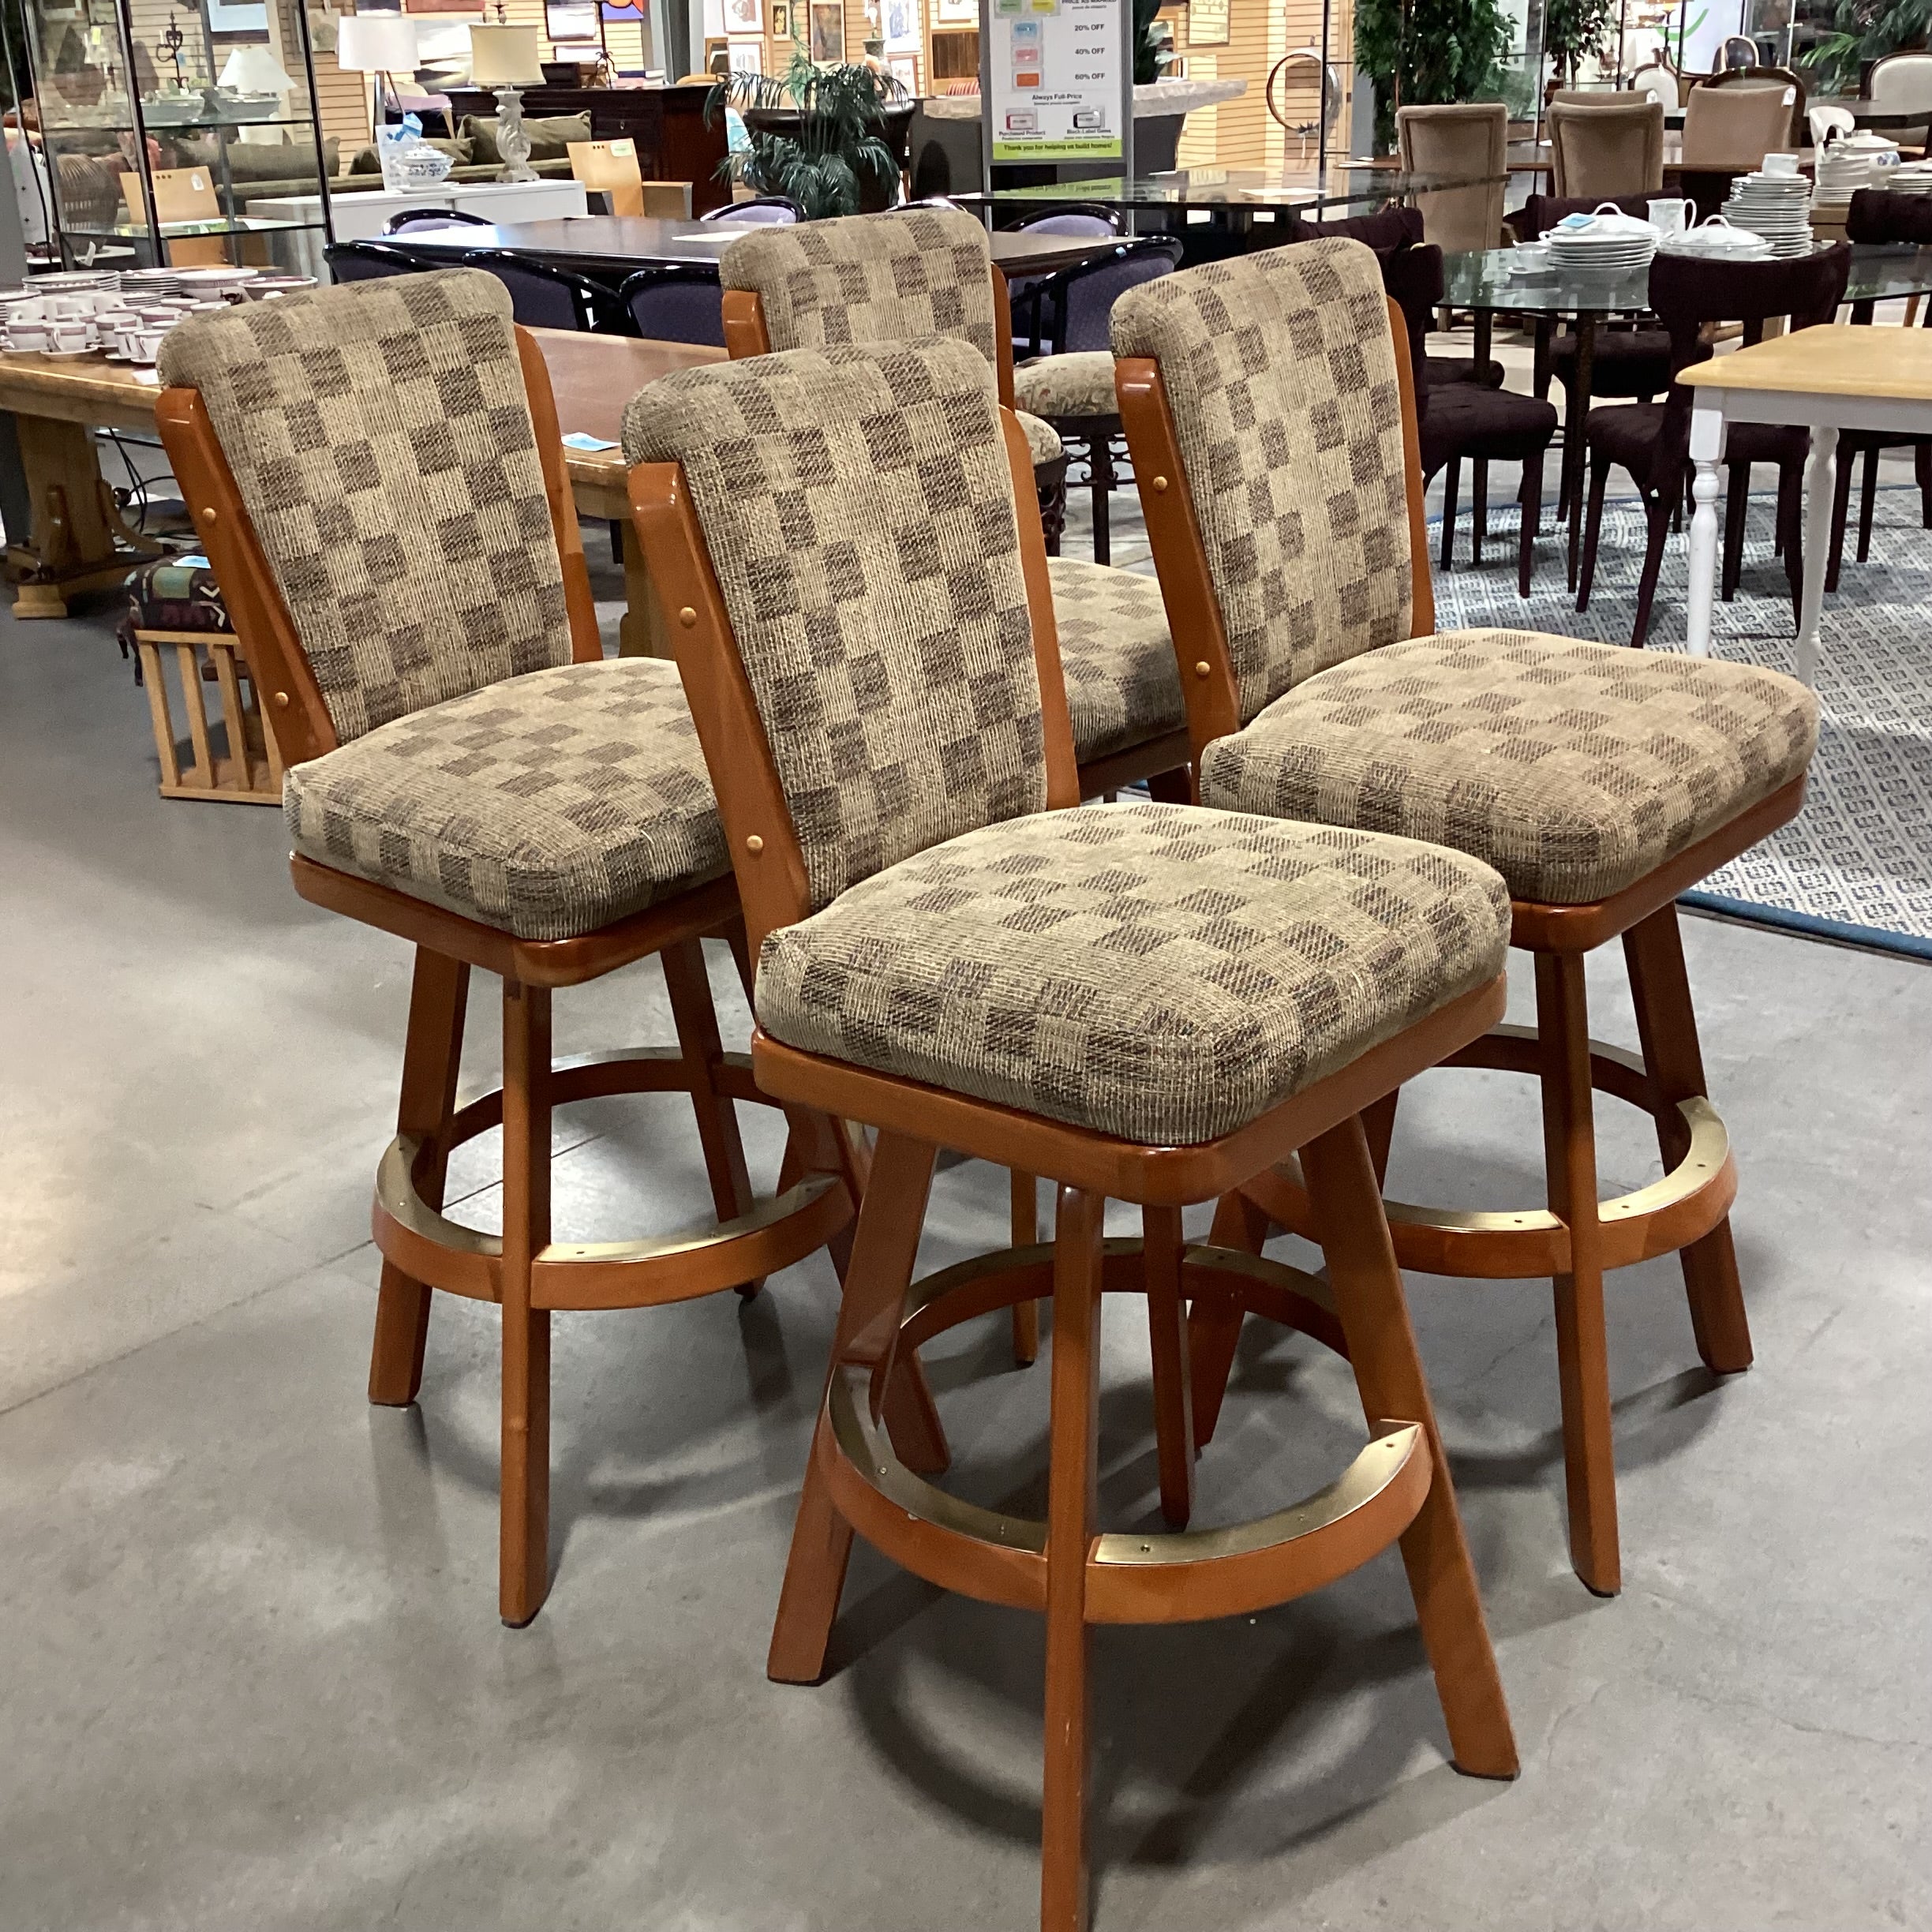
1248 1024 1738 1280
373 1046 852 1311
821 1241 1429 1628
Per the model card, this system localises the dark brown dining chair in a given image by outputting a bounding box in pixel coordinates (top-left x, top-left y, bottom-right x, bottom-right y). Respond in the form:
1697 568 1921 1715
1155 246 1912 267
1577 243 1852 646
1827 188 1932 590
153 269 866 1627
1384 240 1557 590
624 332 1520 1932
1114 237 1820 1600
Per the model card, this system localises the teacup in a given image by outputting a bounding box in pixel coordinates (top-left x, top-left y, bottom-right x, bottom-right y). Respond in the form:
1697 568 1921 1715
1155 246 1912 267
126 329 168 365
1762 150 1801 178
1648 197 1695 234
46 322 95 354
8 321 49 352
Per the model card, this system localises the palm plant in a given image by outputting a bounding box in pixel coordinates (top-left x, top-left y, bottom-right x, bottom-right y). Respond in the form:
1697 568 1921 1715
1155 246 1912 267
708 53 905 220
1797 0 1932 96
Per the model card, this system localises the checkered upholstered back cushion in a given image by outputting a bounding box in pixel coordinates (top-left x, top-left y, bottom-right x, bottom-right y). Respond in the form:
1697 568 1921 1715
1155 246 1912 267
721 206 1000 372
623 338 1045 912
1110 238 1413 722
158 269 571 744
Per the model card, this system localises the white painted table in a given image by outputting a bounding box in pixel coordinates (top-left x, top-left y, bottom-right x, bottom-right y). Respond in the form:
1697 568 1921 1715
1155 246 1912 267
251 178 589 276
1682 323 1932 686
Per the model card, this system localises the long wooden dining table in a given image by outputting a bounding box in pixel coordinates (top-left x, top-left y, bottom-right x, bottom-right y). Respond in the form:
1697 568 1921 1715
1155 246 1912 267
0 328 721 650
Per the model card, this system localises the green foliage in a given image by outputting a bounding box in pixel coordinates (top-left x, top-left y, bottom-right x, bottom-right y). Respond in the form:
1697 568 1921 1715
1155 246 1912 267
707 52 905 220
1797 0 1932 96
1133 0 1164 84
1354 0 1516 152
1544 0 1617 83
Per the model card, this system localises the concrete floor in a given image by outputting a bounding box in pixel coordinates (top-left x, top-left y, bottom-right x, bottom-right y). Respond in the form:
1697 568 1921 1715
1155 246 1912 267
3 537 1930 1932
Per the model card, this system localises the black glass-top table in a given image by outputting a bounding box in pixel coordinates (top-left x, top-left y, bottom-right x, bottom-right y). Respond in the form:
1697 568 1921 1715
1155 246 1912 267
1443 242 1932 588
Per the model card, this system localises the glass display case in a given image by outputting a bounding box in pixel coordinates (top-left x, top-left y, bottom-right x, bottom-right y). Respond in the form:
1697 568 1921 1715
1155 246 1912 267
20 0 331 271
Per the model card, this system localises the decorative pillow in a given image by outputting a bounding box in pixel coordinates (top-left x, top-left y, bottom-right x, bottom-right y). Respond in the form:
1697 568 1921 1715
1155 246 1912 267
459 112 590 163
181 136 340 182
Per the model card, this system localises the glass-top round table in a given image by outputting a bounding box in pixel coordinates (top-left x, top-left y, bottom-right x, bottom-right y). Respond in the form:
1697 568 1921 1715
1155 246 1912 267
1441 242 1932 586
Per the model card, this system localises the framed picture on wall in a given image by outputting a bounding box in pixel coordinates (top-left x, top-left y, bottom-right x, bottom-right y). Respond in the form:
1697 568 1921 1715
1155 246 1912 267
933 0 975 20
887 51 918 90
807 0 842 61
724 0 763 33
1188 0 1228 46
728 35 765 69
771 2 788 36
882 0 919 50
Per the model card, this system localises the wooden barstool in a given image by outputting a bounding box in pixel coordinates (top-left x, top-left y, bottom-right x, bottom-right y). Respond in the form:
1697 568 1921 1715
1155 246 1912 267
1111 238 1820 1597
625 334 1519 1931
717 203 1200 1367
155 269 874 1625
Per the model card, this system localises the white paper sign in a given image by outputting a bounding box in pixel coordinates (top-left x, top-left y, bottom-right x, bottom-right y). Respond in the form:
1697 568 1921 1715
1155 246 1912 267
988 0 1125 163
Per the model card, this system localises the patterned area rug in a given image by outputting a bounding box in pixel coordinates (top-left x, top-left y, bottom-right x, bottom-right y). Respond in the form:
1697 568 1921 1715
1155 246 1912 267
1428 492 1932 960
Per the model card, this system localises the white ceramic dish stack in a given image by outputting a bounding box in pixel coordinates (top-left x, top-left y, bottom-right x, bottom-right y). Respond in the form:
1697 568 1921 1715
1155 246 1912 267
1881 159 1932 197
1723 170 1818 258
1547 205 1658 276
1 266 316 363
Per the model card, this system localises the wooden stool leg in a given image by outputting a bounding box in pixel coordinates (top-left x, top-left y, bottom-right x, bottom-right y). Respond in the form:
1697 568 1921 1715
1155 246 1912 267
1536 952 1619 1597
1142 1203 1194 1528
500 978 553 1627
769 1132 940 1683
136 639 182 793
369 947 470 1406
1302 1117 1518 1780
1188 1184 1269 1447
1011 1170 1042 1365
176 642 215 787
661 937 761 1296
1622 904 1752 1373
1041 1183 1103 1932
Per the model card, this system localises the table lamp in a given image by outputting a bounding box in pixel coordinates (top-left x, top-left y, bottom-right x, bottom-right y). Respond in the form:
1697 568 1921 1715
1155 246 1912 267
336 13 421 137
467 24 545 184
216 44 295 99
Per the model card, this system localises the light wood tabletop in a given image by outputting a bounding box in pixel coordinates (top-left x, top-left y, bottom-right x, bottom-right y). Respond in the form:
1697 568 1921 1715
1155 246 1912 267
1679 322 1932 401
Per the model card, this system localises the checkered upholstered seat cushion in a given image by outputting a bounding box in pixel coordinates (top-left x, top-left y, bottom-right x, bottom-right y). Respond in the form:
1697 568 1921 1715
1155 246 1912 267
721 206 1001 369
1014 350 1118 421
1200 631 1818 906
1110 240 1413 722
754 801 1511 1144
159 270 571 745
1018 409 1065 468
1046 556 1185 766
624 338 1046 913
285 658 727 942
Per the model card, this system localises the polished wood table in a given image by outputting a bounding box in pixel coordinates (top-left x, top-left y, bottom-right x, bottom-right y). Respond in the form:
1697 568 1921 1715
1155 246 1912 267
1682 322 1932 683
0 328 720 645
380 215 1118 280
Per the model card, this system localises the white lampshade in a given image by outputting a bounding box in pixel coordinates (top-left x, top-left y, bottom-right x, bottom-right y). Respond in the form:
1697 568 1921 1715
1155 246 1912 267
218 45 295 91
466 23 544 86
335 13 421 73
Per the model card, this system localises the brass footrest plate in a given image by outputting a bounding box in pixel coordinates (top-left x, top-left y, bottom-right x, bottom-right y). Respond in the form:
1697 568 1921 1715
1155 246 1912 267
371 1046 848 1310
817 1243 1421 1626
1252 1024 1737 1279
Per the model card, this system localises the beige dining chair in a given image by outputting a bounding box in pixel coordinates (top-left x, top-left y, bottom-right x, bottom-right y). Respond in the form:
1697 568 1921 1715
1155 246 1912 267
1691 65 1807 148
1548 96 1665 197
1398 101 1506 251
1681 78 1800 168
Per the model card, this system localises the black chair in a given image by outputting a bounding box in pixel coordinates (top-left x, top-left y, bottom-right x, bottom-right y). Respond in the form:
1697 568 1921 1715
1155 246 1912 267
998 203 1123 238
458 250 616 331
383 207 493 234
699 195 799 224
1578 242 1852 647
1385 241 1558 593
616 265 726 346
1009 238 1181 563
1827 188 1932 590
325 241 430 284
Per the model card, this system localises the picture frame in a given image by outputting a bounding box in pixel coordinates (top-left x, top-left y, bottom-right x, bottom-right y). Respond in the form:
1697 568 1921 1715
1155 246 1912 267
807 0 841 62
886 51 918 90
882 0 918 51
727 34 764 70
724 0 762 33
770 1 788 36
1187 0 1228 47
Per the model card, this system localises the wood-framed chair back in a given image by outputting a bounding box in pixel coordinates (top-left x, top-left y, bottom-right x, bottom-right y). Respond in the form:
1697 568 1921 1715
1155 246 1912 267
627 345 1075 957
1114 282 1434 775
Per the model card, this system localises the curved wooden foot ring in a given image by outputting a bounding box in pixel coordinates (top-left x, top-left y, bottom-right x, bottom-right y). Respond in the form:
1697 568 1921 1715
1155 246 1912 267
1245 1025 1738 1281
818 1243 1421 1627
372 1046 853 1311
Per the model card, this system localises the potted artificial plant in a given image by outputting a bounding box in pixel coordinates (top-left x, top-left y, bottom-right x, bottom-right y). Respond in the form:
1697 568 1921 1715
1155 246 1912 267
708 51 912 218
